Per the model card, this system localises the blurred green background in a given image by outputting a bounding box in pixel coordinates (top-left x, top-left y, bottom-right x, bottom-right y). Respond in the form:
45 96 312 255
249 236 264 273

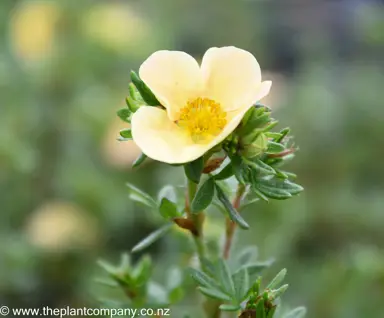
1 0 384 317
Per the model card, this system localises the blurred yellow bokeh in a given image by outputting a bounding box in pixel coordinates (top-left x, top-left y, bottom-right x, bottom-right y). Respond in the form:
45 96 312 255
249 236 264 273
82 3 150 53
26 201 99 252
10 1 60 62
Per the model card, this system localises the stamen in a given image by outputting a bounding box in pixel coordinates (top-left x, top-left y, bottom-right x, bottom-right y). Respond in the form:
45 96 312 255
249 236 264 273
177 98 227 143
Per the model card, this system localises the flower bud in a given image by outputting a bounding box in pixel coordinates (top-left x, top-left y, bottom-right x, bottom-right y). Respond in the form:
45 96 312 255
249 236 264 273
241 133 268 158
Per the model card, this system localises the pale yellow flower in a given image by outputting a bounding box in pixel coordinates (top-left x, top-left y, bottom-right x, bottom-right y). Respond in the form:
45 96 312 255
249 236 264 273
131 46 272 164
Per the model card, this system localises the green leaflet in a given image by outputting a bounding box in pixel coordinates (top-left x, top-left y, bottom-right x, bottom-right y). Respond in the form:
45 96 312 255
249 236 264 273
191 177 215 213
131 224 173 253
132 152 147 168
215 183 250 229
184 157 204 183
130 71 160 106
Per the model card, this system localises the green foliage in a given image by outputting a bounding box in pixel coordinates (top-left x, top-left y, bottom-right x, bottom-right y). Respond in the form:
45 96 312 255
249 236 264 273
131 224 173 253
215 182 250 229
132 153 147 168
191 177 215 213
130 71 160 106
126 183 157 209
190 253 281 314
117 108 132 123
184 157 204 183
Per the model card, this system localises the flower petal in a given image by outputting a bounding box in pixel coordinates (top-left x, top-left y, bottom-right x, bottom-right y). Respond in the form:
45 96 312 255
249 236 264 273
201 46 267 111
131 105 253 164
139 50 201 121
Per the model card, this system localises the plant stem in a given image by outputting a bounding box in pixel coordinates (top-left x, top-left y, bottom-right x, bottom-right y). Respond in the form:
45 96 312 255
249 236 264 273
223 183 247 259
186 179 206 264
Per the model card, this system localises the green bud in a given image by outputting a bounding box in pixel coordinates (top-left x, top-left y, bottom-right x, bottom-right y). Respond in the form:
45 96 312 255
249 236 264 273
125 95 141 112
241 133 268 158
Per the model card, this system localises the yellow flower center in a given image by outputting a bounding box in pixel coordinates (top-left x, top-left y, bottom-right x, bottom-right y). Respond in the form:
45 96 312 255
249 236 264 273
177 97 227 143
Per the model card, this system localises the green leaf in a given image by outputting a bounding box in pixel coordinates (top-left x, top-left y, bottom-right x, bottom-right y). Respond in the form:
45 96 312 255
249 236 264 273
159 198 179 219
130 71 160 106
236 246 258 266
266 141 285 154
246 158 276 175
228 153 246 184
215 183 250 230
166 267 183 290
132 152 147 168
241 262 272 283
158 185 177 203
255 299 266 318
283 307 307 318
265 132 282 139
270 284 289 300
119 128 132 139
184 157 204 183
266 306 277 318
198 287 232 301
190 268 219 289
219 304 241 312
168 287 184 304
252 187 269 202
97 260 118 276
126 96 141 112
132 255 152 285
256 185 292 200
117 108 131 123
276 127 291 143
128 82 140 101
258 177 304 195
191 177 215 213
131 224 173 253
232 267 249 302
213 162 234 180
267 268 287 290
126 183 157 208
241 112 271 135
216 259 235 296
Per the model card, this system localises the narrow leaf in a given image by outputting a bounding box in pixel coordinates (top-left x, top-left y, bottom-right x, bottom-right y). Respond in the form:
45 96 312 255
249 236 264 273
270 284 289 300
256 299 266 318
215 183 250 229
119 128 132 139
131 224 173 253
283 307 307 318
190 268 219 289
232 267 249 302
117 108 131 123
246 158 275 175
241 262 272 283
132 152 147 168
266 141 285 154
219 304 241 312
191 177 215 213
130 71 160 106
213 162 234 180
252 187 269 202
157 185 177 203
256 185 292 200
217 259 235 296
198 287 232 301
267 268 287 290
126 183 157 208
236 246 258 266
184 157 204 183
159 198 180 219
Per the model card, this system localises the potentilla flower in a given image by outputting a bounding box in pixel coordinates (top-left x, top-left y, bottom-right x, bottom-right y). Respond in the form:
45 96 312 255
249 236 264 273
131 46 272 164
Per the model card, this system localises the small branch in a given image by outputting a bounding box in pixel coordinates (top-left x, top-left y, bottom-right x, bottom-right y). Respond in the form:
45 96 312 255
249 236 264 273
223 183 247 259
186 179 206 265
